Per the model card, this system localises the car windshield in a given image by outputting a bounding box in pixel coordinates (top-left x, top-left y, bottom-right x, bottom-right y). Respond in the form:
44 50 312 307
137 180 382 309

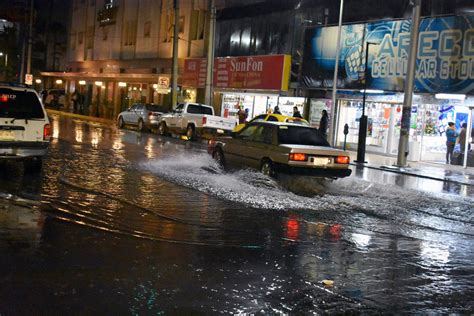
146 104 166 112
0 89 44 119
277 125 329 146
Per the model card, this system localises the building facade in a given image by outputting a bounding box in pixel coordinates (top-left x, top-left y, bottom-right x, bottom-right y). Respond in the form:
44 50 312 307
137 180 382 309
42 0 211 118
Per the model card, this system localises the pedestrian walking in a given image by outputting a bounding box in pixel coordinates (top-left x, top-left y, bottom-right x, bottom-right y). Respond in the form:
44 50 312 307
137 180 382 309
446 122 457 164
273 106 281 115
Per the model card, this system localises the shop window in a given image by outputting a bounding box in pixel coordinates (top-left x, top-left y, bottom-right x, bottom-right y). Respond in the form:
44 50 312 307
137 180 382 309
144 21 151 38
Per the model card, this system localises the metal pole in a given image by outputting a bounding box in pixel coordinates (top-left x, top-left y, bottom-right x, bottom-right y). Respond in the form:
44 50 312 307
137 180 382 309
396 0 422 166
329 0 344 146
204 0 215 106
355 42 370 163
171 0 180 109
463 108 472 169
26 0 34 75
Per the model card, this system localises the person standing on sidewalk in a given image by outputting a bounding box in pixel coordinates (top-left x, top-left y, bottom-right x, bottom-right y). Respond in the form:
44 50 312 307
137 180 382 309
319 110 328 139
446 122 457 164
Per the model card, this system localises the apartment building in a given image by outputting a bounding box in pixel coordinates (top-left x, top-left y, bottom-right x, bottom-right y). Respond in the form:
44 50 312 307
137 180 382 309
42 0 210 118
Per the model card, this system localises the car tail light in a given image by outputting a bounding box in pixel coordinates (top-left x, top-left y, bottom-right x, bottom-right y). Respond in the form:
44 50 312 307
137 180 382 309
335 156 350 164
289 153 307 161
43 124 52 140
148 112 153 117
202 116 207 125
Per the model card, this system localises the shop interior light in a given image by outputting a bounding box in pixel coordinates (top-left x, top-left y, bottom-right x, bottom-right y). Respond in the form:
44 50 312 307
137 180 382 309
435 93 466 101
118 82 127 87
79 80 86 85
153 84 158 89
35 79 42 84
95 81 103 86
360 89 384 94
55 79 63 84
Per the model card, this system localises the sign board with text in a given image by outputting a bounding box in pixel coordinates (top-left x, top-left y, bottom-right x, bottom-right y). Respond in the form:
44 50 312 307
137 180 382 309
302 15 474 94
25 74 33 85
182 55 291 91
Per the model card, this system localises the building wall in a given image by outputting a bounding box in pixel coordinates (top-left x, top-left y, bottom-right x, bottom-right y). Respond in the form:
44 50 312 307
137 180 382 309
68 0 208 66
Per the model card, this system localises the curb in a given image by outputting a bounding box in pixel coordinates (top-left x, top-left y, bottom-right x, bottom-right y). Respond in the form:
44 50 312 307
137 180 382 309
46 109 115 126
350 162 474 186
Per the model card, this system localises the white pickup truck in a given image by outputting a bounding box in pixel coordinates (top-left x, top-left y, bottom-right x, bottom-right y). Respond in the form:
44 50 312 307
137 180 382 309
157 103 236 140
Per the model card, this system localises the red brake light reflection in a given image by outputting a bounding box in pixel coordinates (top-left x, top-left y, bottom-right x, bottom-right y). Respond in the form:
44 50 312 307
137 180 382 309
0 95 8 102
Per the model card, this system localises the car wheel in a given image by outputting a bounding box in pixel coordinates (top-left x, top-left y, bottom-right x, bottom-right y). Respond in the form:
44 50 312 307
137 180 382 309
118 116 125 129
212 148 226 169
158 122 167 136
260 159 274 177
24 157 43 174
186 125 196 141
138 119 145 132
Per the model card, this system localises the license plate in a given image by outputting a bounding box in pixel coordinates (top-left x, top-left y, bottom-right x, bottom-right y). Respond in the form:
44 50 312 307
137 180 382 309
312 157 329 166
0 130 14 141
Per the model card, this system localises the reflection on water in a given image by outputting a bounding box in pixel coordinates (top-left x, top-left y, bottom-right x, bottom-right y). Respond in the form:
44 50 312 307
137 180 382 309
0 115 472 314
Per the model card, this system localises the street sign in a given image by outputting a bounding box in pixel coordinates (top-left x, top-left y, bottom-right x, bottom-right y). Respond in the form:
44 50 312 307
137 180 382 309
158 76 170 89
25 74 33 85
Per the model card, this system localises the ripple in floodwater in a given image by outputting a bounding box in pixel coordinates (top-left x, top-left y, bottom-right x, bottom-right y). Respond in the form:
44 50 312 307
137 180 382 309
141 153 474 239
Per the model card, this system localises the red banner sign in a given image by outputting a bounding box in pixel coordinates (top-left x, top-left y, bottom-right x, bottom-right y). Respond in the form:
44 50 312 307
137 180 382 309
181 55 290 91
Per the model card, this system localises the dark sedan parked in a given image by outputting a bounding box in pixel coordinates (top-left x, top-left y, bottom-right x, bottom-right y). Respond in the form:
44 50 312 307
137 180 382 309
209 121 352 179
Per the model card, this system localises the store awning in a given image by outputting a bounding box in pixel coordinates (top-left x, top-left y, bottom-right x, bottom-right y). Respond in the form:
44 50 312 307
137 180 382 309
40 71 167 83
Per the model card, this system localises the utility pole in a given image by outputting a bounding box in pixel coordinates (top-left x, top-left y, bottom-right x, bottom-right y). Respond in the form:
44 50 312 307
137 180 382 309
26 0 34 76
204 0 216 106
171 0 180 108
396 0 421 166
329 0 344 146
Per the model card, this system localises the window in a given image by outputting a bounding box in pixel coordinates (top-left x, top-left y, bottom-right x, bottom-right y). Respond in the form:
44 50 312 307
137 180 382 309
123 21 137 46
174 103 185 113
0 89 45 119
190 10 206 41
251 114 267 123
187 104 212 115
278 126 330 147
144 21 151 38
78 32 84 45
86 26 94 49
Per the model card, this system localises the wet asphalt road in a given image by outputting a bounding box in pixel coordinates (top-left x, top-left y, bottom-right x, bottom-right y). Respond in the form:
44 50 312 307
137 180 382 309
0 114 473 314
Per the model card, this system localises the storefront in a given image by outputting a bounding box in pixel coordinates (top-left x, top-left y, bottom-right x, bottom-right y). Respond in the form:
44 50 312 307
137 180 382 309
301 14 474 166
331 93 474 164
40 72 172 119
181 55 300 122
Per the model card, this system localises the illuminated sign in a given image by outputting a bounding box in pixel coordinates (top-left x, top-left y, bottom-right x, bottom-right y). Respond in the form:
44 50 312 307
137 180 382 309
302 15 474 94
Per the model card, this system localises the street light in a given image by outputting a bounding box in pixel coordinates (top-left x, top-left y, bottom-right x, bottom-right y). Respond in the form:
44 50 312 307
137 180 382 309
355 41 380 164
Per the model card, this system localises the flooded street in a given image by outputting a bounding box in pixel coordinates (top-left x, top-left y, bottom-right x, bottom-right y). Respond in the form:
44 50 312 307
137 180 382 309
0 115 472 314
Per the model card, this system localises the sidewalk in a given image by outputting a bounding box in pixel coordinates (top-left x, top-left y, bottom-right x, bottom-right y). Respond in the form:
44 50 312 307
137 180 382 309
46 109 115 126
347 151 474 186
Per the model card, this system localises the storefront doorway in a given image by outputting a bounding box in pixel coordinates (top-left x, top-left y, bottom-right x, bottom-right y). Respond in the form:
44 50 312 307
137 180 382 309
336 100 402 155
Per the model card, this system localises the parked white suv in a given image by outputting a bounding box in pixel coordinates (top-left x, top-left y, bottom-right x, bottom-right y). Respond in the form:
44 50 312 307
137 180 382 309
0 83 52 173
